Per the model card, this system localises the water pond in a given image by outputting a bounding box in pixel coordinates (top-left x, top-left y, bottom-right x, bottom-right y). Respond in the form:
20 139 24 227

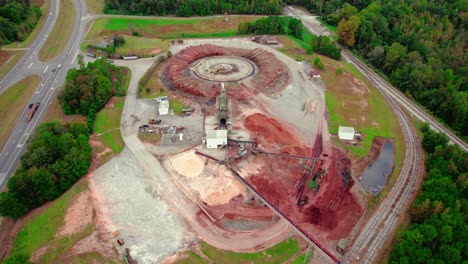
361 141 395 195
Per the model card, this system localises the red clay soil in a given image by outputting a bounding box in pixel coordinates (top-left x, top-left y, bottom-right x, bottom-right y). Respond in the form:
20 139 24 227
163 44 290 98
243 113 363 248
244 113 303 147
208 195 274 222
0 50 12 67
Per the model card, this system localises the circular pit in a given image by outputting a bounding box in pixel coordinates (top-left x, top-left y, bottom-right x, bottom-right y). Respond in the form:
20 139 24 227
191 56 255 82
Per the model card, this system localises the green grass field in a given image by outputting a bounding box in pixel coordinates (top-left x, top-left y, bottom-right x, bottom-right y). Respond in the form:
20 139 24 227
0 50 26 80
87 16 249 38
291 253 311 264
94 97 125 154
85 0 104 14
38 0 76 61
0 75 41 150
277 34 404 203
83 16 259 54
202 239 298 264
116 36 169 55
5 180 120 263
2 0 50 49
138 60 167 99
6 180 88 261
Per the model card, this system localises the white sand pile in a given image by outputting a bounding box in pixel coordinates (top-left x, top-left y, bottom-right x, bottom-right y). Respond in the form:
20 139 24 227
190 165 245 206
171 150 205 178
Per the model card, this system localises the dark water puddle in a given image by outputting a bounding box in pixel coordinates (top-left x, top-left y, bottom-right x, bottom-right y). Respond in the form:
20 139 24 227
361 141 395 195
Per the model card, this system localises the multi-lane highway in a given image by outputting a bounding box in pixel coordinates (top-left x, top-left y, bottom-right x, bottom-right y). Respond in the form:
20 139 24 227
0 0 89 190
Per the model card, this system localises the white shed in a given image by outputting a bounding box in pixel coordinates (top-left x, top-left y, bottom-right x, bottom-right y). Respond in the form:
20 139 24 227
338 126 355 141
206 130 227 149
159 100 169 115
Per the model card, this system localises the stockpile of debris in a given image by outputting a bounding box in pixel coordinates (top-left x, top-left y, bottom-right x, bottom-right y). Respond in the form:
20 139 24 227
165 44 228 96
164 44 290 97
139 125 184 134
237 48 290 96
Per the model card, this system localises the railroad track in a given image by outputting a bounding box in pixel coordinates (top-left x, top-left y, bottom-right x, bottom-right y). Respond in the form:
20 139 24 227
342 51 422 263
285 6 424 263
285 6 467 152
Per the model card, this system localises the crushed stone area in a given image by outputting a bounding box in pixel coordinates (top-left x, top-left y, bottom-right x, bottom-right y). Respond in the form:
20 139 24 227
90 147 192 263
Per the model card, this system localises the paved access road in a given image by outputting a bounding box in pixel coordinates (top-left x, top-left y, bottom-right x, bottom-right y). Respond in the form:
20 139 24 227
0 0 89 190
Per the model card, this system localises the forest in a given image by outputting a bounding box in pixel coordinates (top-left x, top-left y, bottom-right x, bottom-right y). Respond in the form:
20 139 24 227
391 124 467 263
0 121 92 218
0 0 41 45
58 57 124 130
104 0 283 16
238 16 303 39
287 0 467 138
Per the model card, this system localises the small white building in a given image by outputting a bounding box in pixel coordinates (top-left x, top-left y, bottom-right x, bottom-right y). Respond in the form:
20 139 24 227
159 100 169 115
338 126 355 141
206 129 227 149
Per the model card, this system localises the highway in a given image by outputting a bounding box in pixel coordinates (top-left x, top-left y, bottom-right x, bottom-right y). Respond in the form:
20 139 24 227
284 6 425 263
0 2 463 261
0 0 89 190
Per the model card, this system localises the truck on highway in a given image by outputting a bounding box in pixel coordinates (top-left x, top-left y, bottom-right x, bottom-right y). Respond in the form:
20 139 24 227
26 103 40 122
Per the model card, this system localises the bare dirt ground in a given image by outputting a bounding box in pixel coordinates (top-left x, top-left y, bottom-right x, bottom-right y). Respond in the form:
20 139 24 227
164 39 367 262
56 190 93 237
65 38 381 263
0 50 12 67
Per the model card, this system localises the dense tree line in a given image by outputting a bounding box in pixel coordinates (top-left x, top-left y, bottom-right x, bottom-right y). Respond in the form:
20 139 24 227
391 124 467 263
104 0 282 16
238 16 304 40
0 0 41 45
288 0 467 137
0 121 92 219
310 35 341 60
58 58 123 130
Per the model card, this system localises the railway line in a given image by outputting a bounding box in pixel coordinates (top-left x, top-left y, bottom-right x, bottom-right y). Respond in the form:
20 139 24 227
342 51 422 263
285 6 467 152
285 6 424 263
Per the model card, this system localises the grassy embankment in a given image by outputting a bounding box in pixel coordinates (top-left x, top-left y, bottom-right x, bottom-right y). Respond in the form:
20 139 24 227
0 0 49 78
0 50 26 80
2 0 50 49
137 59 186 114
82 16 259 56
38 0 76 61
92 65 131 155
44 67 130 157
278 35 404 202
0 75 41 150
178 239 302 264
85 0 104 15
94 97 125 154
5 180 120 263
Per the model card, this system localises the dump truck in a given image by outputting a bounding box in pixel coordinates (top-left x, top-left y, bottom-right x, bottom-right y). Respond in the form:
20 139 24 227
26 103 40 122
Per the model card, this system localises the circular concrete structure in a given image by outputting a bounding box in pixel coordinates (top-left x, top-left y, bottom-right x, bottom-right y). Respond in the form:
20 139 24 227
191 56 255 82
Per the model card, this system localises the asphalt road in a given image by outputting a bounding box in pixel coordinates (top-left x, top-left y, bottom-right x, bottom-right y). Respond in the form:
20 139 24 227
0 0 89 190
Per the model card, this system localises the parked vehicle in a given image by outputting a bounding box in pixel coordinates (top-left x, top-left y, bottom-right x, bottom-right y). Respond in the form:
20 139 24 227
148 119 162 124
